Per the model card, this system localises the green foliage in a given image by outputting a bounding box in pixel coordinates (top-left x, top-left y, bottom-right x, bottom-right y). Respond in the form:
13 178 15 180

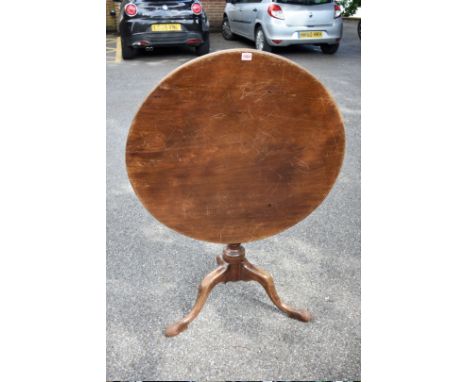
338 0 361 17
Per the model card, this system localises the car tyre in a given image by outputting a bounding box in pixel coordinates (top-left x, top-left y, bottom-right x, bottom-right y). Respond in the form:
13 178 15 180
255 26 272 52
320 43 339 55
358 20 361 40
222 17 235 40
195 33 210 56
121 37 137 60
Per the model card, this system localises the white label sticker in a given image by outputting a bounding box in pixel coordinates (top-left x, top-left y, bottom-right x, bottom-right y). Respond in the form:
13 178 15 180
241 52 252 61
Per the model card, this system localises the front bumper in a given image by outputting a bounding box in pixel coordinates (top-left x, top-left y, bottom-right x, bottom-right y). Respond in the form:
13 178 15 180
263 18 343 46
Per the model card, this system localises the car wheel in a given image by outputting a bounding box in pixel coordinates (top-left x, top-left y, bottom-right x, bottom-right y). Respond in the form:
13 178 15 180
195 33 210 56
121 37 137 60
358 20 361 40
222 17 235 40
255 26 272 52
320 43 339 55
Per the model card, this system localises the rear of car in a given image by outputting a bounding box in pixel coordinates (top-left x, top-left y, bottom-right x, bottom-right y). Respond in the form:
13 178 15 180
119 0 210 59
222 0 342 54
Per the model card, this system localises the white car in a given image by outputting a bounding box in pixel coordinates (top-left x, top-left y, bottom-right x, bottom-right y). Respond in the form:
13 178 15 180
222 0 343 54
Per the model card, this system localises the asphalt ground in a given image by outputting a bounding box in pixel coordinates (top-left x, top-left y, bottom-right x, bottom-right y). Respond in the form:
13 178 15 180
107 20 360 380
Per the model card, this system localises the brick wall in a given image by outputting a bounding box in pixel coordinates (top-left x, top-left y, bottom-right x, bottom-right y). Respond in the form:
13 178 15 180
106 0 225 32
201 0 226 31
106 0 122 32
106 0 116 32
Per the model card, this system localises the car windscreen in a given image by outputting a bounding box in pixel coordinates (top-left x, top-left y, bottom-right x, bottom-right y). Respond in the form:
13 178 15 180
276 0 332 5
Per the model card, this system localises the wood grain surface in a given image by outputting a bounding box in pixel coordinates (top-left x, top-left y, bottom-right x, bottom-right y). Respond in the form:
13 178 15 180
126 48 345 244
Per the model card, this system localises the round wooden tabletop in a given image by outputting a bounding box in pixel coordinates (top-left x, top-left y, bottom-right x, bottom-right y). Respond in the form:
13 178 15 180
126 49 345 244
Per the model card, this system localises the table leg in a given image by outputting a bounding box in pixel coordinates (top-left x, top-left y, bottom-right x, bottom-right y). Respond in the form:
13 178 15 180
165 264 228 337
241 260 312 322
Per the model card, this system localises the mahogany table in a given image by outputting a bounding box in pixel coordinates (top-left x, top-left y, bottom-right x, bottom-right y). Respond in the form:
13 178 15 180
126 49 345 337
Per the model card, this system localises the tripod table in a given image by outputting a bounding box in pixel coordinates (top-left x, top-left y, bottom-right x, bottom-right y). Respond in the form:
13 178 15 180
126 49 345 337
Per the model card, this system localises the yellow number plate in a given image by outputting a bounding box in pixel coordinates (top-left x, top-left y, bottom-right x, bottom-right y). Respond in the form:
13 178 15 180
299 31 323 39
151 24 182 32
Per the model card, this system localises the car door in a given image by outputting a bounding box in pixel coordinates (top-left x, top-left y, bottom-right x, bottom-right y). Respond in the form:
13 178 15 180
228 0 247 36
238 0 262 40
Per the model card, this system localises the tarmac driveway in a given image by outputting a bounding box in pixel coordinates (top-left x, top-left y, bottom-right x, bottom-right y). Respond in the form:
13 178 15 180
107 19 360 381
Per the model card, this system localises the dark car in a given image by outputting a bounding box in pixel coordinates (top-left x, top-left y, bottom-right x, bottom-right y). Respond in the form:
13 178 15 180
117 0 210 59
